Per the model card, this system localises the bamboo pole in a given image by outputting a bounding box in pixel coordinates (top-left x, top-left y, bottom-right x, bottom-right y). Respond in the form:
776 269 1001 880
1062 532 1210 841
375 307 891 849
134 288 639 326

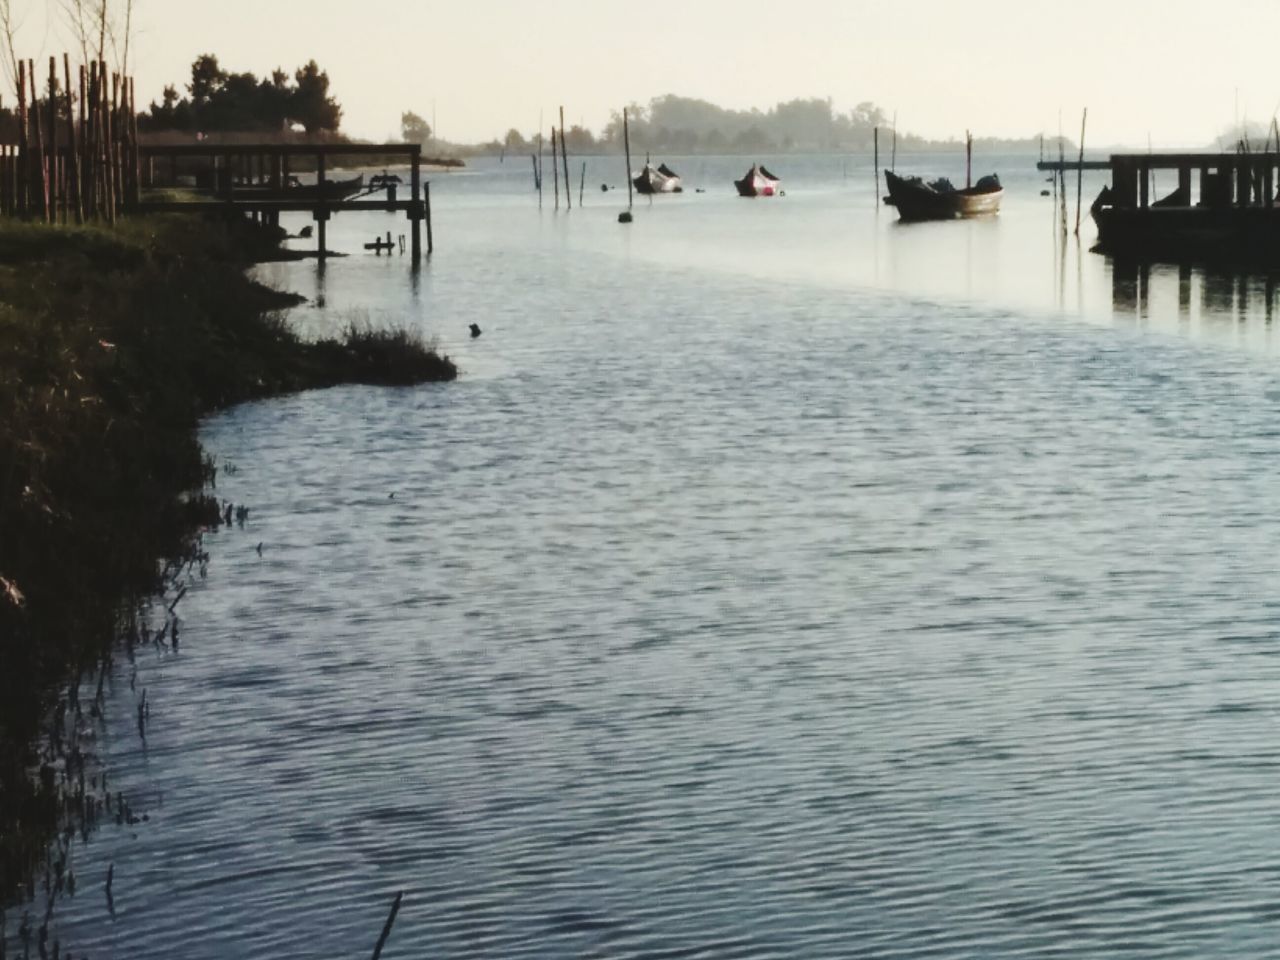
105 66 117 223
1074 107 1087 236
16 58 28 216
623 107 633 209
873 126 879 202
551 127 559 210
965 129 972 189
48 58 58 220
65 55 82 223
559 105 570 210
537 132 543 208
30 60 48 222
579 160 585 206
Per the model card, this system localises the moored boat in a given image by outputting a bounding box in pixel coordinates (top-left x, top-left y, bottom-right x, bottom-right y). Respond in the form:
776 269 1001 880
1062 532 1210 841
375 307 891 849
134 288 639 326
735 164 781 197
883 170 1002 221
634 163 683 194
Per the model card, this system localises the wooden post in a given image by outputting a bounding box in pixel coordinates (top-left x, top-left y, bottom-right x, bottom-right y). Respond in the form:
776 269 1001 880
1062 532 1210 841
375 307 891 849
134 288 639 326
30 61 48 222
551 127 559 210
48 58 59 220
16 59 28 217
105 64 117 223
530 153 539 193
425 181 433 254
579 160 585 206
560 106 571 210
873 126 879 201
537 132 543 208
965 129 972 189
410 147 421 263
623 107 633 209
65 55 82 223
1074 107 1087 235
316 150 326 260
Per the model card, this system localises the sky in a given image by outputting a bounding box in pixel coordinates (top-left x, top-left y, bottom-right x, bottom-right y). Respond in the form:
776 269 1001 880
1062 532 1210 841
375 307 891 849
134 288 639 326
5 0 1280 147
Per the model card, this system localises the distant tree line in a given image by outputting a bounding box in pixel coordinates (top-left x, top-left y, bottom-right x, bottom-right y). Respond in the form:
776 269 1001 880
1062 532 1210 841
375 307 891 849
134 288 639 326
462 95 1070 157
140 54 342 135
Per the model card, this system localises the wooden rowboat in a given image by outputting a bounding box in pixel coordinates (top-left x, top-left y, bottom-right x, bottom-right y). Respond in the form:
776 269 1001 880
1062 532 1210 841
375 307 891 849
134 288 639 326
883 169 1002 221
735 164 781 197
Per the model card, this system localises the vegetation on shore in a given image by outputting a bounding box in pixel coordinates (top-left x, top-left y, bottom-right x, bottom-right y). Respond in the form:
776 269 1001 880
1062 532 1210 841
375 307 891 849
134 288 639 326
0 213 455 906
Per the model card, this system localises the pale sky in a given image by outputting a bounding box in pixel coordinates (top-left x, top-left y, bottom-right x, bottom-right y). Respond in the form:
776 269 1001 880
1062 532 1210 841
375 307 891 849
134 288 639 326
6 0 1279 147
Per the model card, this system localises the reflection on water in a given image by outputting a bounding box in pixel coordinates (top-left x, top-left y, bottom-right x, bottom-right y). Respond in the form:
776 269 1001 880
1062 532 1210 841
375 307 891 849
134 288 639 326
15 153 1280 960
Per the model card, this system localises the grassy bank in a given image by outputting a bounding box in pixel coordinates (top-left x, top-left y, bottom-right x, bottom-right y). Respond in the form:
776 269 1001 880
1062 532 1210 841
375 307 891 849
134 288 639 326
0 214 455 904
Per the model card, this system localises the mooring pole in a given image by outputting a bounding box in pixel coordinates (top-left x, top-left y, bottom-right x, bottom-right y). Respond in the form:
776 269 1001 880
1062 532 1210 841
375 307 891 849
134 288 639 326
623 107 633 209
560 105 571 210
1074 107 1088 236
316 150 327 262
410 146 422 263
966 130 972 189
425 181 433 254
873 126 879 201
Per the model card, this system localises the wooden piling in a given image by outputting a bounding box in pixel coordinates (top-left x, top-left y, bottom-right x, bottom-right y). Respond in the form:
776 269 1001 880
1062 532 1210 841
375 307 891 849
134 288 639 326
965 129 972 189
65 55 82 223
551 127 559 210
410 148 421 262
30 61 48 222
873 126 879 200
48 58 59 220
623 108 633 210
579 161 585 206
560 106 571 210
537 132 543 208
16 59 28 216
1074 107 1087 236
425 181 433 254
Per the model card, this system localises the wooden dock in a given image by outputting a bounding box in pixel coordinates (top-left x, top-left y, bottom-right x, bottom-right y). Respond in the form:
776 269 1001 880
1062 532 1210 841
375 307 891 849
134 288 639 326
137 143 433 262
1036 160 1110 171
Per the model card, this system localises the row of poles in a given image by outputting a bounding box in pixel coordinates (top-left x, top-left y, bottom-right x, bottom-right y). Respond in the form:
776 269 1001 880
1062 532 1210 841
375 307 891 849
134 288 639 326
0 54 140 223
531 106 588 210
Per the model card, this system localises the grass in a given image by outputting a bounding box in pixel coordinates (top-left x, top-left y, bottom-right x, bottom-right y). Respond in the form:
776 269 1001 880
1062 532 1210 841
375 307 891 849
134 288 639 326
0 212 455 905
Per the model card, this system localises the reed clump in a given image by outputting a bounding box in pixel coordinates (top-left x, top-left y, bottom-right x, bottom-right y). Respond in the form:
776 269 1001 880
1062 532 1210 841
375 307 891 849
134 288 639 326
0 213 455 903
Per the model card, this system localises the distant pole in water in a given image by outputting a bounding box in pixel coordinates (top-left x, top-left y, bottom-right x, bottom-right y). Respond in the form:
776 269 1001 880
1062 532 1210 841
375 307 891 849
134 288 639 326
965 129 972 189
873 126 879 200
891 111 897 172
560 106 571 210
537 130 544 208
623 107 634 210
530 152 539 192
1074 107 1087 236
551 127 559 210
1039 133 1044 163
579 160 586 206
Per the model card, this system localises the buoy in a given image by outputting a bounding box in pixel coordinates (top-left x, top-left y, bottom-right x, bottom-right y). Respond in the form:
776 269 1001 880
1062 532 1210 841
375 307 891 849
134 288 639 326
618 211 633 224
600 183 609 192
469 323 482 338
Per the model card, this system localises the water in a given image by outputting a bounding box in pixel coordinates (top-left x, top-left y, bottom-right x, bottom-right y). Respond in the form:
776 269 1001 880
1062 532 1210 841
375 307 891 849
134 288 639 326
16 153 1280 958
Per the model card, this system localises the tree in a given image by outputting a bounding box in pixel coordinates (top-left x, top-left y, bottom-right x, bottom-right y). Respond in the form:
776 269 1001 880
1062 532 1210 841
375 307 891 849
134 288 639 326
503 128 526 151
291 60 341 134
188 53 225 108
401 110 431 144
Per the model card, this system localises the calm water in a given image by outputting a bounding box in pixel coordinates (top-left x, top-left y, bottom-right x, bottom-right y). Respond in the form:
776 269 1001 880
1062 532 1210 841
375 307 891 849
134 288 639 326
15 153 1280 958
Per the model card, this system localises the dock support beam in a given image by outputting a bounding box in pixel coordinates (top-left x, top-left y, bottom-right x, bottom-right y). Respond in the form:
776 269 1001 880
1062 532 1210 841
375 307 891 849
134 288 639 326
410 149 421 263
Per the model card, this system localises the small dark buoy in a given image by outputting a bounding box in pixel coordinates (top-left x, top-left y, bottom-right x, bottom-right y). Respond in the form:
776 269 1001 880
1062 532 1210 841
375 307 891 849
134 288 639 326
618 211 633 224
1040 189 1051 197
600 183 609 192
255 542 263 556
469 323 482 338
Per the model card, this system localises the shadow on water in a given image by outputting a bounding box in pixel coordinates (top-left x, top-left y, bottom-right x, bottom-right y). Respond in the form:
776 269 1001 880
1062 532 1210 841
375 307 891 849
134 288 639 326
1108 253 1280 336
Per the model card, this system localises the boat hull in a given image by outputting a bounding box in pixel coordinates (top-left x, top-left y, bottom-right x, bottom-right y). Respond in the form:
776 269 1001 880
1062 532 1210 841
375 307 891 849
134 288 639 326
884 170 1002 221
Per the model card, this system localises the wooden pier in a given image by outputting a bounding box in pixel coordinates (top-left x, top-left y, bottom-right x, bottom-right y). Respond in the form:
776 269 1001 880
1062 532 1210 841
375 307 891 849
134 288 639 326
1036 160 1110 171
1091 152 1280 261
136 143 433 262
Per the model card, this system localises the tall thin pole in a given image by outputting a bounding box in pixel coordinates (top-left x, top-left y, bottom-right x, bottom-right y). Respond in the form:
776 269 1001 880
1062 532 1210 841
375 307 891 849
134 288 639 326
559 106 570 210
1074 107 1087 235
579 160 585 206
965 129 972 189
551 127 559 210
537 131 543 208
65 54 82 223
873 126 879 201
623 107 633 209
891 111 897 172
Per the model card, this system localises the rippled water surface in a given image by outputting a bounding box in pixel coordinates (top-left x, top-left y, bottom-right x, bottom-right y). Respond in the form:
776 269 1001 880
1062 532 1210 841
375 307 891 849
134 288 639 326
18 154 1280 958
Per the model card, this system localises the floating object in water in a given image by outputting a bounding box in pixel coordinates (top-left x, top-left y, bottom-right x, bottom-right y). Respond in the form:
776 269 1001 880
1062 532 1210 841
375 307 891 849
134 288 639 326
601 183 610 192
469 323 482 338
364 232 397 255
634 162 683 194
297 225 313 239
735 164 781 197
256 542 263 556
1041 189 1051 197
618 211 633 223
883 170 1003 221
